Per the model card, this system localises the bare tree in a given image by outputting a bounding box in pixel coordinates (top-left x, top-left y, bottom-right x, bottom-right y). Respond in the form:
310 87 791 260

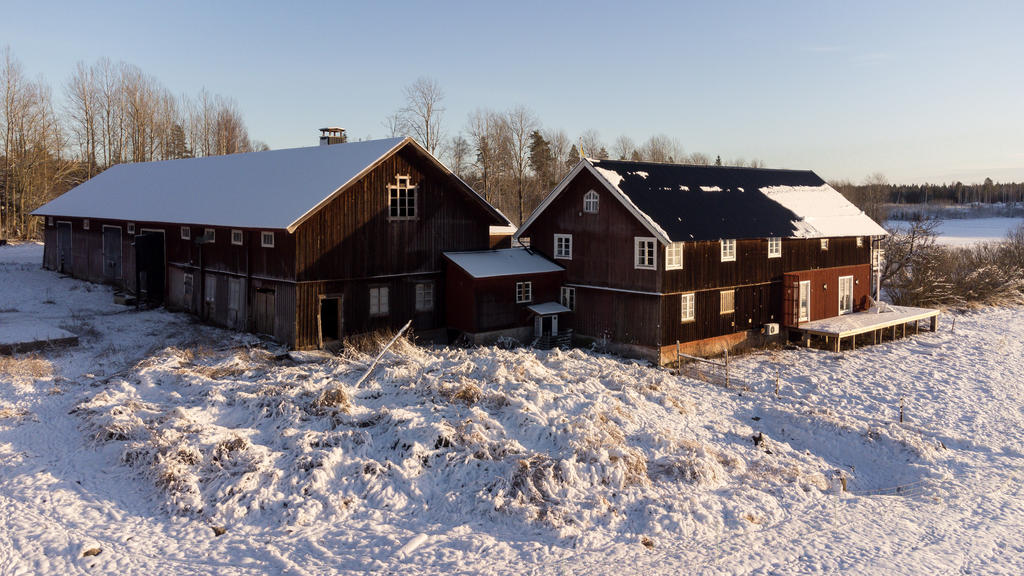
446 133 472 179
612 135 635 160
505 105 539 224
400 77 445 154
65 61 99 177
578 129 604 159
640 134 684 163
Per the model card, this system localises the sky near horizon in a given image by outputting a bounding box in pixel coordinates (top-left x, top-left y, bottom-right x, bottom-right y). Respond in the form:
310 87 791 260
2 0 1022 185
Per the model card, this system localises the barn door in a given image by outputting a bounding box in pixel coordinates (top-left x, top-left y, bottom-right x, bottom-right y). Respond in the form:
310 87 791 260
102 226 122 279
254 288 276 336
135 232 165 303
782 273 800 327
57 222 72 273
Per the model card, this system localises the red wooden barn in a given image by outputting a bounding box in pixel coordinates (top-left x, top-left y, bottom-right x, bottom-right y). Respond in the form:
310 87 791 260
515 158 888 363
32 132 509 349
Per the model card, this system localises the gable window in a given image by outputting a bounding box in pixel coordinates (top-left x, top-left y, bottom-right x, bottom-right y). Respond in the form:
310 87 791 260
369 286 389 316
554 234 573 260
204 228 216 243
181 226 191 240
261 231 275 248
681 293 695 322
768 237 781 258
83 219 90 230
666 242 683 270
720 290 735 315
721 239 736 262
857 236 864 248
47 217 53 227
415 283 434 312
583 190 599 213
821 238 829 250
634 237 656 270
231 229 243 245
516 281 532 303
127 222 135 234
560 286 576 311
388 174 418 220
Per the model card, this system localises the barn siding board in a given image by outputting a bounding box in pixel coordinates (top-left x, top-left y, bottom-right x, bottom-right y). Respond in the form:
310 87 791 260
573 287 660 346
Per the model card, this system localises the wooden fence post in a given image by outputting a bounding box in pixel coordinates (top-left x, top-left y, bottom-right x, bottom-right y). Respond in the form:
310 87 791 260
724 349 729 387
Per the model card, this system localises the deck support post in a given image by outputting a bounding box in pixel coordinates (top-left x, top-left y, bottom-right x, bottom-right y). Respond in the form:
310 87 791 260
930 315 937 332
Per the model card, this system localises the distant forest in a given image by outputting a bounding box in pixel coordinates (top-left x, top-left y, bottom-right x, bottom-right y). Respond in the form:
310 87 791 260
2 50 1021 240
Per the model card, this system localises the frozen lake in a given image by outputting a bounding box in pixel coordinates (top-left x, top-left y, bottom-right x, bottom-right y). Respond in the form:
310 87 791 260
888 217 1024 246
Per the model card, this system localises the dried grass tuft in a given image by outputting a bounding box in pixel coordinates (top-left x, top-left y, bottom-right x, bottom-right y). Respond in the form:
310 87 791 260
0 354 53 384
312 387 351 413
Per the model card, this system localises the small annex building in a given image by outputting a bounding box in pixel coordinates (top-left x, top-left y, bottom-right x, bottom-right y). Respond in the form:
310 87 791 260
32 134 510 349
516 158 891 363
443 248 567 346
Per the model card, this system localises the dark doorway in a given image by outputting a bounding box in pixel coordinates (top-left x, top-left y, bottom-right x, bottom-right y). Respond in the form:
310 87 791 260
135 231 165 303
57 222 72 273
254 288 276 336
541 315 553 336
319 296 342 346
102 226 122 280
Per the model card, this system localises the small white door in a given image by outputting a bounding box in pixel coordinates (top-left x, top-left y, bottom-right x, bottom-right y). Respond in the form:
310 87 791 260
798 280 811 322
838 275 854 315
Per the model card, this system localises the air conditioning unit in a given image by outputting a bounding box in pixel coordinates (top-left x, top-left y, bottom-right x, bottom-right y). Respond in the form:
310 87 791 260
763 323 780 336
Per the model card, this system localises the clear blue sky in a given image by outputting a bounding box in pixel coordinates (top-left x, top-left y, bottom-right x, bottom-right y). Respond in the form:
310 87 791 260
3 0 1022 185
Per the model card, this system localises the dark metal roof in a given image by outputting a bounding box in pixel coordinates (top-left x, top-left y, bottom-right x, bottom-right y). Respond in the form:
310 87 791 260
590 159 828 241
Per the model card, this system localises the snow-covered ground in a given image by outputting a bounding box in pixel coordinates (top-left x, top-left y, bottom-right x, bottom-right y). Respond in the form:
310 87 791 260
2 242 1023 575
888 217 1024 246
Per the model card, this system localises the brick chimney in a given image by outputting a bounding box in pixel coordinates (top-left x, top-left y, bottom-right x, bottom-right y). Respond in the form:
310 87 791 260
319 127 347 146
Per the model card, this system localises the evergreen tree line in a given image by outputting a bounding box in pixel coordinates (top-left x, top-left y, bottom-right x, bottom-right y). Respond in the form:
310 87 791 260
0 46 266 240
830 177 1024 224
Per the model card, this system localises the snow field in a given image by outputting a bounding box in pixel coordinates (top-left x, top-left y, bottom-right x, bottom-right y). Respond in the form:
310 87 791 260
2 241 1023 574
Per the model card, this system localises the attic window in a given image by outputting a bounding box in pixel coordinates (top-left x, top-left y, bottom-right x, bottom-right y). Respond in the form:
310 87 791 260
231 229 243 245
388 174 418 220
261 231 275 248
634 237 656 270
127 223 136 234
721 239 736 262
821 238 829 251
204 228 216 243
181 226 191 240
47 217 53 227
83 219 90 230
768 237 781 258
857 236 864 248
583 190 599 213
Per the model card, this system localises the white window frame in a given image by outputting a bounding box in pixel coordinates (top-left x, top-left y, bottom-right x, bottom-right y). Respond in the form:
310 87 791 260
856 236 864 248
204 228 216 243
82 219 90 230
821 238 829 251
560 286 576 311
231 229 243 245
388 174 418 220
666 242 683 270
720 290 735 315
721 239 736 262
768 237 781 258
798 280 811 322
127 222 135 234
838 275 854 315
680 293 695 322
181 226 191 240
415 282 434 312
369 286 389 317
554 233 572 260
634 237 656 270
261 231 275 248
47 217 53 227
516 281 532 304
583 190 599 213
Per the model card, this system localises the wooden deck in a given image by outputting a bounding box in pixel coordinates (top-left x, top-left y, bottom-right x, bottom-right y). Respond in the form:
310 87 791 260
792 304 939 352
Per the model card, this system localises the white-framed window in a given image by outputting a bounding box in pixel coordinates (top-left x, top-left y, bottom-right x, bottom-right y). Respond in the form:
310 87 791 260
516 281 532 303
857 236 864 248
583 190 599 213
204 274 216 304
560 286 576 311
720 290 735 315
798 280 811 322
181 226 191 240
554 234 572 260
83 219 90 230
821 238 829 250
720 239 736 262
838 275 854 315
666 242 683 270
768 237 781 258
47 217 53 227
231 229 243 245
415 283 434 312
204 228 216 243
127 222 135 234
369 286 389 316
680 293 695 322
388 174 418 219
634 237 656 270
261 231 274 248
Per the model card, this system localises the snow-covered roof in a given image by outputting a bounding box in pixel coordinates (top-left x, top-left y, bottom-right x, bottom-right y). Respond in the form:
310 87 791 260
527 302 571 315
488 225 517 235
519 159 887 243
32 138 509 232
444 248 563 279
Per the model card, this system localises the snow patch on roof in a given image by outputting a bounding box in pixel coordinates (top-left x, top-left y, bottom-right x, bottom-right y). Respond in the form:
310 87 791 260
760 184 888 238
700 186 722 192
633 171 649 179
593 166 623 189
591 164 671 242
444 248 563 279
678 185 689 191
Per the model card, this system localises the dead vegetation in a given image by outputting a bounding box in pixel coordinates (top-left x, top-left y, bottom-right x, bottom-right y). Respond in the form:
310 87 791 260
0 354 53 384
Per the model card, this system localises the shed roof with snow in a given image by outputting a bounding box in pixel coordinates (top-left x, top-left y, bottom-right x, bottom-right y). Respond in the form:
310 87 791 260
518 158 887 244
444 248 563 279
32 137 508 232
